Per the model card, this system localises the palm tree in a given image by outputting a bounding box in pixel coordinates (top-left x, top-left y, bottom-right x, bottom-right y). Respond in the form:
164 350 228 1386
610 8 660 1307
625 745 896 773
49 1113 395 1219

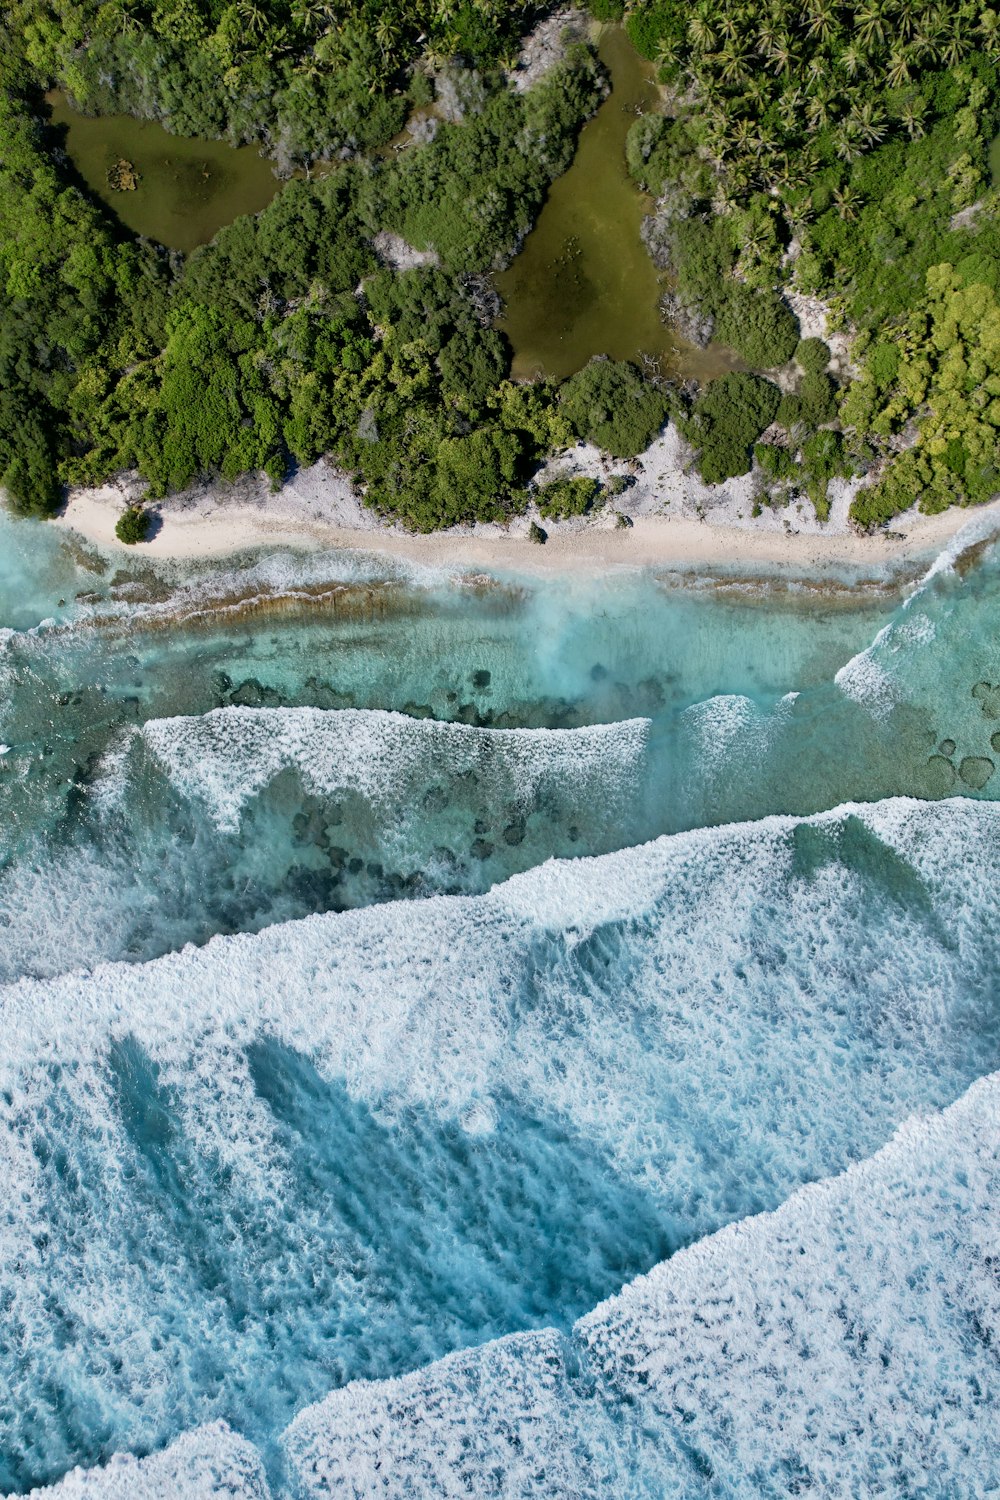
849 101 887 147
714 45 748 85
756 19 783 60
806 92 832 130
237 0 267 35
718 8 740 44
375 14 400 57
291 0 333 34
733 117 762 153
833 120 863 162
899 95 928 139
886 48 911 87
978 8 1000 55
839 43 864 78
743 76 771 113
940 26 971 66
855 2 888 49
688 12 717 55
832 184 863 220
805 0 838 46
739 224 770 265
785 200 815 238
776 86 804 132
655 38 684 73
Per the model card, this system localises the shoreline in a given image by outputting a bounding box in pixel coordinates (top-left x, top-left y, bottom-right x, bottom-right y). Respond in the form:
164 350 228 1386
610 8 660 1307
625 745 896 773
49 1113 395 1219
54 458 1000 583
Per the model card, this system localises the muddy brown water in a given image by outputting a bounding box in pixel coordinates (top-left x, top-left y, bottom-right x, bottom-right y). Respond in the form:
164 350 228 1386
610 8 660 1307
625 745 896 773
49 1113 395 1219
47 92 283 253
495 27 737 384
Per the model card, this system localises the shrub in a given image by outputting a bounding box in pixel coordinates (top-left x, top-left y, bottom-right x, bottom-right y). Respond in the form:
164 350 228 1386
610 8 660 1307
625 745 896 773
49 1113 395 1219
867 341 901 387
115 506 149 544
625 1 687 62
776 392 803 430
802 430 851 522
559 358 669 457
536 476 599 519
850 483 905 530
529 520 547 544
798 371 838 427
796 337 830 375
685 373 781 483
715 284 799 369
755 442 798 482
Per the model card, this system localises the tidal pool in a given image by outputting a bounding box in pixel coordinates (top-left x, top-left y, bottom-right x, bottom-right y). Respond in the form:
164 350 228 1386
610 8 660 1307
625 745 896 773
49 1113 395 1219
47 92 283 253
496 27 735 383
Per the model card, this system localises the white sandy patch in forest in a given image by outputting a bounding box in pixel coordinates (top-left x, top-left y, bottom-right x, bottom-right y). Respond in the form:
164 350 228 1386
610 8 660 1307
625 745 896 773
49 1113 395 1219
507 7 591 93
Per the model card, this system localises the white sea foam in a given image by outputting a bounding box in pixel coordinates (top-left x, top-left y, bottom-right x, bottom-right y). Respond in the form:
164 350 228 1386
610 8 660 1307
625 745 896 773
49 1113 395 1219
130 707 651 834
834 610 938 719
284 1066 1000 1499
25 1422 270 1499
834 513 1000 722
679 690 795 789
1 797 999 1492
907 506 1000 595
1 797 997 1160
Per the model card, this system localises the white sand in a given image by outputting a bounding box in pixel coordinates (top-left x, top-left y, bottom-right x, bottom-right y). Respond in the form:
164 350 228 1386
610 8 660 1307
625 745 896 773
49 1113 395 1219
54 442 1000 579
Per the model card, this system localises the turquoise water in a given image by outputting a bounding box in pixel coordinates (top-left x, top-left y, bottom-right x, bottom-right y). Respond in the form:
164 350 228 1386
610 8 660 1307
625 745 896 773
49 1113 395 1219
2 507 1000 1495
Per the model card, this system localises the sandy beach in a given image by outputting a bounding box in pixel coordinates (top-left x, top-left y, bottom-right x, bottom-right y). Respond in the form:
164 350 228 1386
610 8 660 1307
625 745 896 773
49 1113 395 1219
53 426 1000 580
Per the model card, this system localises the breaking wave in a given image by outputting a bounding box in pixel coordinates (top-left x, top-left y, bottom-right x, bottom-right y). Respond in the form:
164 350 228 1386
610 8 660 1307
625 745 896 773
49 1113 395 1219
2 798 1000 1491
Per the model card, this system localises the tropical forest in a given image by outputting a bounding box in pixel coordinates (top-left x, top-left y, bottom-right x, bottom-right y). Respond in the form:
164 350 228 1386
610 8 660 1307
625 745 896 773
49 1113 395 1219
3 0 1000 531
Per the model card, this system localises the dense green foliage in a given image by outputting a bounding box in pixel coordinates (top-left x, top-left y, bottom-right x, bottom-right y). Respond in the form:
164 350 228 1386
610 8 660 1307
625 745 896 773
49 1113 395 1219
559 359 669 456
0 46 169 515
683 373 781 484
8 0 1000 535
626 0 1000 523
114 505 149 543
368 46 604 270
845 265 1000 525
714 284 798 369
0 27 620 530
535 476 600 519
12 0 541 168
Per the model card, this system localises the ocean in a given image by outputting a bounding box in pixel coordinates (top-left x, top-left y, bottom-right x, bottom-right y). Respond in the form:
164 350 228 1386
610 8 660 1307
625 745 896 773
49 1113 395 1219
1 507 999 1497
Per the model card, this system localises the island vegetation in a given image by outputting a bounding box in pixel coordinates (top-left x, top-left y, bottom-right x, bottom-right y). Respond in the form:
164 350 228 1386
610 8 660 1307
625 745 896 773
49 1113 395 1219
2 0 1000 531
623 0 1000 524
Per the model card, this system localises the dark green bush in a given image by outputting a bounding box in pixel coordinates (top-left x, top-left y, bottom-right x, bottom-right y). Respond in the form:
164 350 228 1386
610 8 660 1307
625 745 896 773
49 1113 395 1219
560 359 669 457
798 371 838 427
670 217 736 307
867 341 901 387
715 285 799 369
776 393 803 430
755 442 798 482
796 337 830 375
115 506 149 544
686 373 781 483
802 430 850 521
536 476 600 519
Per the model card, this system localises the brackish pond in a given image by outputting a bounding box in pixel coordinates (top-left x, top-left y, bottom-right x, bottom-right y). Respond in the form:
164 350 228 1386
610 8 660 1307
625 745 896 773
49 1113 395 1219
47 93 282 253
496 27 732 383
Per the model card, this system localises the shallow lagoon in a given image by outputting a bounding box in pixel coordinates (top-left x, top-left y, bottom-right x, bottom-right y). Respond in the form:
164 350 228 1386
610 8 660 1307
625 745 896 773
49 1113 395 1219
496 27 736 382
47 92 283 252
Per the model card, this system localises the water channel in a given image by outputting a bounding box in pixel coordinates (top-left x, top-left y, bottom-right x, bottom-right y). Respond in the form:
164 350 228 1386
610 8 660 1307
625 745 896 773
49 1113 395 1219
495 26 734 383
